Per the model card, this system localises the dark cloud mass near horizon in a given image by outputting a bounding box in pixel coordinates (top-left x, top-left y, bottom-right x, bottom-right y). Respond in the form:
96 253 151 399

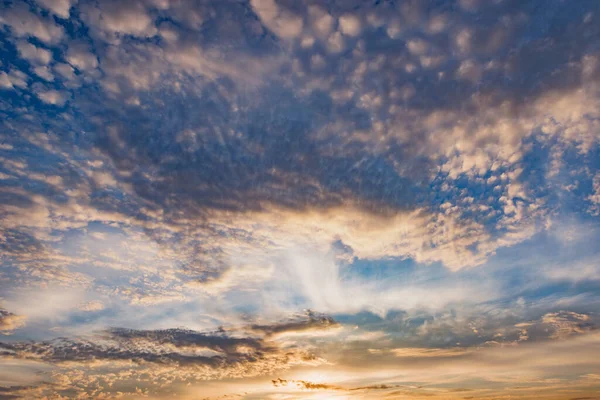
1 0 600 398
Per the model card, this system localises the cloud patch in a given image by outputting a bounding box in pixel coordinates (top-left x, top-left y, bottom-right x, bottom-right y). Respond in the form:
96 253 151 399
0 309 25 334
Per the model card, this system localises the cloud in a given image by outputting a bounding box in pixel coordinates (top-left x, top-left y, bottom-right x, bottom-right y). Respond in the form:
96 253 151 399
78 301 105 312
81 0 157 39
390 347 472 358
32 66 54 81
35 0 76 19
250 310 340 337
588 173 600 215
538 311 594 340
59 0 597 279
0 314 333 397
289 332 600 397
338 14 361 37
271 377 399 392
65 42 98 72
0 309 26 334
199 333 600 399
2 1 595 299
251 0 303 39
15 41 52 65
0 70 28 90
35 88 70 105
0 2 65 44
272 377 341 390
1 1 600 397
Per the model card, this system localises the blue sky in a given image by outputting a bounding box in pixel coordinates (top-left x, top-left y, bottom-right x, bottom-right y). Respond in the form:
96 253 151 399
1 0 600 398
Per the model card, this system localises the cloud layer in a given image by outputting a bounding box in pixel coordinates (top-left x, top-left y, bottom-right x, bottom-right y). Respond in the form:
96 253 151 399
1 0 600 398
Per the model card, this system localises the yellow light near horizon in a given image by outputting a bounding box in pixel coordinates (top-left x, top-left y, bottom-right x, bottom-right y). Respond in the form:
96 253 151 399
308 394 351 400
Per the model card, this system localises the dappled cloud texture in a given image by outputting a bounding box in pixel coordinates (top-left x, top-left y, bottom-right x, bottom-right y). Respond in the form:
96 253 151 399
1 0 600 398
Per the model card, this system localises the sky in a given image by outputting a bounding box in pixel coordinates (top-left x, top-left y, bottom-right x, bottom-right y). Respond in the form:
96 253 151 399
1 0 600 398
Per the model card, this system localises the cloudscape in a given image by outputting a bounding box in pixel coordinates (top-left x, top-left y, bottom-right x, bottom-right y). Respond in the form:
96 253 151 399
1 0 600 398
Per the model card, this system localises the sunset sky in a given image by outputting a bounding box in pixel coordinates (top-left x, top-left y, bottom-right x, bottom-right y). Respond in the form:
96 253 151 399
1 0 600 399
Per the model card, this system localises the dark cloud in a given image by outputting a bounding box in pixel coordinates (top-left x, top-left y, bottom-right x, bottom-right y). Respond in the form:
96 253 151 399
54 0 596 220
0 312 337 367
91 81 420 216
0 385 30 400
250 310 339 336
2 327 262 366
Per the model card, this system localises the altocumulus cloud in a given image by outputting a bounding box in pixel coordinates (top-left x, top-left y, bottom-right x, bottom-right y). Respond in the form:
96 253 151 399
1 0 600 398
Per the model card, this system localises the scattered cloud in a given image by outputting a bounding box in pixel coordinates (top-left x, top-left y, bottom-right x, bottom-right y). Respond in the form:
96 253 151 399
34 88 70 105
1 0 600 398
0 314 333 398
0 1 65 44
35 0 76 19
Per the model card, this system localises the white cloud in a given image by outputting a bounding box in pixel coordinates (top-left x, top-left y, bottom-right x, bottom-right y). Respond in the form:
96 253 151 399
16 40 53 65
588 173 600 215
36 89 71 105
251 0 303 39
407 38 429 55
308 5 334 38
66 42 99 71
35 0 76 18
0 2 64 44
53 62 76 80
82 0 157 39
78 301 105 312
338 14 361 37
0 70 28 89
0 309 26 334
3 287 87 325
456 59 482 82
33 66 54 81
